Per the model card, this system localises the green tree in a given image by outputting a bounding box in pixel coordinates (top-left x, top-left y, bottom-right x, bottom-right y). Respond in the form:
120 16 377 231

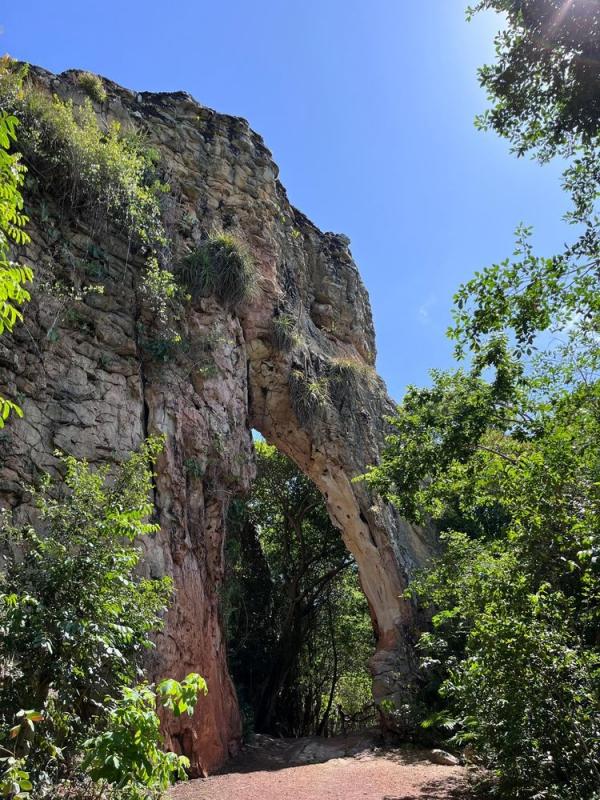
225 442 375 737
456 2 600 366
0 437 172 792
470 0 600 152
366 361 600 798
363 4 600 796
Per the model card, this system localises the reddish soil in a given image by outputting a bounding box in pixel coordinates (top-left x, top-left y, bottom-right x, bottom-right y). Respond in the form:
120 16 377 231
170 734 471 800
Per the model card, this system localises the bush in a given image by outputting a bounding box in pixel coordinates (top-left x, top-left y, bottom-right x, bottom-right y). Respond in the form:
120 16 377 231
77 72 107 104
0 437 172 792
179 234 255 308
413 533 600 800
83 674 207 799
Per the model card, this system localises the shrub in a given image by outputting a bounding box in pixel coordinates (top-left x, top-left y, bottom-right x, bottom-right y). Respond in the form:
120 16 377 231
14 88 167 248
179 234 255 308
77 72 107 104
0 710 41 799
289 368 330 426
82 674 207 799
0 437 172 791
413 534 600 800
272 312 298 351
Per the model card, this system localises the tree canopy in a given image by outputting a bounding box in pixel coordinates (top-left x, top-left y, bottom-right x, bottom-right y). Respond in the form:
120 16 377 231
365 3 600 797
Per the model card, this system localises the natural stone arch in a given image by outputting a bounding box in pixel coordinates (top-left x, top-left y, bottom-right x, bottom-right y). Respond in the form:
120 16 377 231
0 67 440 778
244 306 435 730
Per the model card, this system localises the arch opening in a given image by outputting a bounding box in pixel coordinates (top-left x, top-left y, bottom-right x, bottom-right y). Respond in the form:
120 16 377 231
223 435 378 738
242 333 436 741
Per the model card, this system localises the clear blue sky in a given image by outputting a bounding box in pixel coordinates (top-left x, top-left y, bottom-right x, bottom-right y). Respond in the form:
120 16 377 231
1 1 570 401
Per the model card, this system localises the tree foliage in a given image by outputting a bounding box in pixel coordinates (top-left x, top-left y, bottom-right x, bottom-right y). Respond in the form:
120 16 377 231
368 361 600 797
0 438 178 796
365 3 600 797
82 674 206 800
469 0 600 153
0 58 32 427
457 2 600 371
225 442 375 737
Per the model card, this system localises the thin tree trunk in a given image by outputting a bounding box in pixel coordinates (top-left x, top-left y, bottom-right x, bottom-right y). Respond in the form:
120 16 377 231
317 593 338 736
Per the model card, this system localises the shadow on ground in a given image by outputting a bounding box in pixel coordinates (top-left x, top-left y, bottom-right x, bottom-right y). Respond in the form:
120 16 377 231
171 732 472 800
218 731 471 781
384 776 471 800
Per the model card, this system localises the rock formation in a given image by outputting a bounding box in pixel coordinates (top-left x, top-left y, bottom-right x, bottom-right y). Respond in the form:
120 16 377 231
0 67 437 775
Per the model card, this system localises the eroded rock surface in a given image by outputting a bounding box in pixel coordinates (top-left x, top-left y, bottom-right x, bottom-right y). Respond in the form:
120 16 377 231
0 67 438 774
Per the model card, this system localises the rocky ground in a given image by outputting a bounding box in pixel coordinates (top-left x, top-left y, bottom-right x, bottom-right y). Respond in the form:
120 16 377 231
170 733 472 800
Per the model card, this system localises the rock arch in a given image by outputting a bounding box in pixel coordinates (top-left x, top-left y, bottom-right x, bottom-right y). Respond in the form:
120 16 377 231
241 233 435 736
0 67 439 776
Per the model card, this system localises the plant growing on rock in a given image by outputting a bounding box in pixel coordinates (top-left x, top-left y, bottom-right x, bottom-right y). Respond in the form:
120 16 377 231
271 312 299 351
76 71 107 104
178 233 255 309
2 58 178 341
13 87 167 248
326 357 374 407
289 368 331 426
141 332 182 363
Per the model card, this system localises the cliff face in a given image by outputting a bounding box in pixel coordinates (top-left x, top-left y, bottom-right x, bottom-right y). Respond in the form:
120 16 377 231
0 68 437 775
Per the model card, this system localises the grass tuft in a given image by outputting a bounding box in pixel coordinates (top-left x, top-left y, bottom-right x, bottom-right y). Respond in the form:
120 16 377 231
272 312 299 351
289 369 330 426
179 234 255 308
327 357 375 406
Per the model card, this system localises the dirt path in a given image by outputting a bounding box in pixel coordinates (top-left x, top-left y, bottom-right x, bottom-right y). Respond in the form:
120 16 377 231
171 734 471 800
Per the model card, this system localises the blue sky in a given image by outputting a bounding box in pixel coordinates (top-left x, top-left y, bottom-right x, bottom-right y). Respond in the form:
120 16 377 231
1 1 570 400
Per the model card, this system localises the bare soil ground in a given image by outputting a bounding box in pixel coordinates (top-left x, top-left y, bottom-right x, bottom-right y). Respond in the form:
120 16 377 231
171 733 472 800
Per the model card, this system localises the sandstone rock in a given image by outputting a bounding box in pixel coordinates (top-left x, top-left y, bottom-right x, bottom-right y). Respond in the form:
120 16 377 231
429 749 461 766
0 66 439 773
